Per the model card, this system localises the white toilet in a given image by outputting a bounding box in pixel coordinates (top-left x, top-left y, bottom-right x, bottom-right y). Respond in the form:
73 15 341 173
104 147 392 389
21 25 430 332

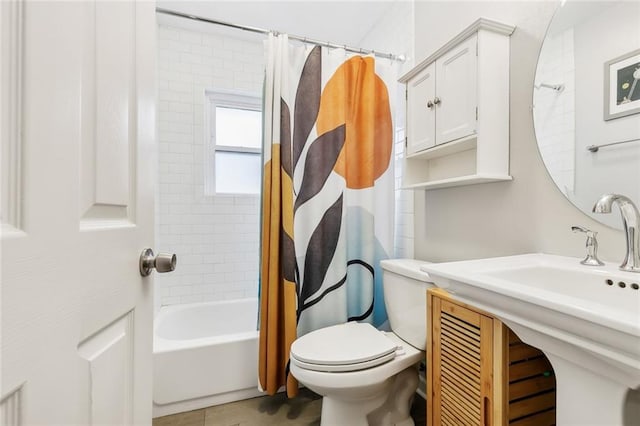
289 259 433 426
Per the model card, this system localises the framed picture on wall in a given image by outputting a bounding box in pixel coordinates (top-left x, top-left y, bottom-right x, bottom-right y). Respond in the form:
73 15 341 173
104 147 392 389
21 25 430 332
604 48 640 120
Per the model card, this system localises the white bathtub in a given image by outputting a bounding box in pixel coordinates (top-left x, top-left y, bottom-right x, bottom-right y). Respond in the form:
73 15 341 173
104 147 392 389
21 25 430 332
153 298 263 417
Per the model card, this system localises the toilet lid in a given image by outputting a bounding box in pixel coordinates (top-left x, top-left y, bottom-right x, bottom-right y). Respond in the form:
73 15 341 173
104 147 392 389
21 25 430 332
290 322 398 369
291 350 397 373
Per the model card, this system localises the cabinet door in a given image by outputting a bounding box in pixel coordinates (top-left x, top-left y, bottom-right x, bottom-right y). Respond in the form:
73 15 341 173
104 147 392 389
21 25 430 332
407 61 436 154
435 35 477 145
431 298 494 426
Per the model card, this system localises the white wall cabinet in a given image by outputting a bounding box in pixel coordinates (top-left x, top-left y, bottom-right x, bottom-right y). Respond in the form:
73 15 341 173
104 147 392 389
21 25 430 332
407 35 477 155
400 18 515 190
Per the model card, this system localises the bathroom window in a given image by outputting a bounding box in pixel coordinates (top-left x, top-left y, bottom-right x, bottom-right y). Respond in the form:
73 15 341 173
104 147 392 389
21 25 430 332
206 90 262 195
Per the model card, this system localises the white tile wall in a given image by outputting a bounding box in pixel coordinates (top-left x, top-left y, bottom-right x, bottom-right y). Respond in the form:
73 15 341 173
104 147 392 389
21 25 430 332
156 24 265 311
358 2 416 259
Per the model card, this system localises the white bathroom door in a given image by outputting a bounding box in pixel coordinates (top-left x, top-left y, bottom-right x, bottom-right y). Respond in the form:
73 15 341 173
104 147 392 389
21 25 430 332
1 1 156 425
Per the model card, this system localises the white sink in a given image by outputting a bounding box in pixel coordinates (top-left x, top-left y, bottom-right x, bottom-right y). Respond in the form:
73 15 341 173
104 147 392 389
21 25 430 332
421 253 640 426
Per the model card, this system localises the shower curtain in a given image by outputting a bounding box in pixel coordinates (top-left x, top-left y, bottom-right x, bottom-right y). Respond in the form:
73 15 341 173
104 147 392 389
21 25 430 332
259 33 396 396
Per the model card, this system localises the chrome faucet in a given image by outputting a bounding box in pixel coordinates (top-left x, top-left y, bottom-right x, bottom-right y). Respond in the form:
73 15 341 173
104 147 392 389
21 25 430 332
592 194 640 273
571 226 604 266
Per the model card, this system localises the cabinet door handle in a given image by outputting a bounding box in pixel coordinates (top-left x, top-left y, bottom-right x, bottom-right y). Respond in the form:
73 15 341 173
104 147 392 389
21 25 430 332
483 396 491 426
433 96 441 105
426 100 434 109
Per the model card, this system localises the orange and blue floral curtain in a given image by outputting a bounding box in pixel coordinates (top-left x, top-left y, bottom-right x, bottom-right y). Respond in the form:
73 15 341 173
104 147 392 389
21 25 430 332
259 34 395 396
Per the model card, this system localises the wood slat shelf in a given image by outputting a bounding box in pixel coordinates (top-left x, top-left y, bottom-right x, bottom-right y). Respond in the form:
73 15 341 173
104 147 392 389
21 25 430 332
507 330 556 426
509 357 552 382
509 376 556 401
510 409 556 426
509 343 544 362
509 392 556 421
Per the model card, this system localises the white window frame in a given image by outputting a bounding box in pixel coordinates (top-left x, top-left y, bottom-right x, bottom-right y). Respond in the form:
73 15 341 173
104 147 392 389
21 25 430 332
204 89 262 196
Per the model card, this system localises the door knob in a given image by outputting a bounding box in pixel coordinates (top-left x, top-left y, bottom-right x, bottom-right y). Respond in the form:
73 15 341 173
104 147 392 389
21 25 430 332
426 100 434 109
139 248 177 277
433 96 441 105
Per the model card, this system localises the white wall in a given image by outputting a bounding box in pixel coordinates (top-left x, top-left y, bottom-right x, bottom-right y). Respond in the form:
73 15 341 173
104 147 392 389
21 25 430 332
155 24 265 311
358 1 416 259
412 1 626 264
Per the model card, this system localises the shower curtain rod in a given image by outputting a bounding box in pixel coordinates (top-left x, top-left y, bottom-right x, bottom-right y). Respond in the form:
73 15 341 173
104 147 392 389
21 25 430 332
156 7 406 62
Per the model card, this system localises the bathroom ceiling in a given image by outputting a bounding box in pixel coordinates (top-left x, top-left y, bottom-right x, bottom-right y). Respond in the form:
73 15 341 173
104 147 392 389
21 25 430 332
157 0 401 46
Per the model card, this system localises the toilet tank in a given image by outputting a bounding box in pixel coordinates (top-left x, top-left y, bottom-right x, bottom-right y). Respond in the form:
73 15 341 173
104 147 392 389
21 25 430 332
380 259 434 350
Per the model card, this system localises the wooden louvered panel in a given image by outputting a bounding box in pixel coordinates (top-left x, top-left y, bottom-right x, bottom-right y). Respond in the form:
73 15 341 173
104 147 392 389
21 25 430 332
441 402 475 426
442 388 480 424
440 362 481 396
441 300 481 327
442 380 480 418
429 294 493 426
440 350 481 418
440 375 480 409
441 328 480 350
440 360 481 404
441 359 480 387
441 336 481 367
441 343 480 375
441 331 482 358
441 333 480 356
441 328 481 355
441 315 481 344
440 410 461 426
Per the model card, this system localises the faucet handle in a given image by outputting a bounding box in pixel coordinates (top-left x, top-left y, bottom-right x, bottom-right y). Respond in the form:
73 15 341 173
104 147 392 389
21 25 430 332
571 226 605 266
571 225 595 237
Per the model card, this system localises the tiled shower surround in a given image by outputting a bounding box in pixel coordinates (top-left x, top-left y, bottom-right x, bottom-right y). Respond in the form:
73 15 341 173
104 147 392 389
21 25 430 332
156 24 264 309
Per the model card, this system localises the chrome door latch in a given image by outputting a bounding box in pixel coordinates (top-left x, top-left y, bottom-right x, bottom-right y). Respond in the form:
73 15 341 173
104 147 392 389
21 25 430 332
139 248 177 277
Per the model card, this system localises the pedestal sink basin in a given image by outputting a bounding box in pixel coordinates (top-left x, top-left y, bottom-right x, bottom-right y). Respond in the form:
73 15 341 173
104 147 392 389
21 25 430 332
421 253 640 426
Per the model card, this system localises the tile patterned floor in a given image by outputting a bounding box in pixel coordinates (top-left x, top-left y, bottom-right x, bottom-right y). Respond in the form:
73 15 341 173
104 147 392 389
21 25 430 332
153 389 427 426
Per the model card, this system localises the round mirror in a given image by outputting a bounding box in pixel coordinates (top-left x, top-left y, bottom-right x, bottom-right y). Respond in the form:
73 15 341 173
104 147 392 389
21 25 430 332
533 1 640 229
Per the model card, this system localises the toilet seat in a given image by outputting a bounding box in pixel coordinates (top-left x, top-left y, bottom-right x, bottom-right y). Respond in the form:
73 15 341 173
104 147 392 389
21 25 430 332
291 349 398 372
290 322 399 373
